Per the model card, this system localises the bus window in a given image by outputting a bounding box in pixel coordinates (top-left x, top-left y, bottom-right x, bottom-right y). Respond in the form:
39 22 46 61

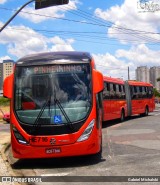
103 82 110 99
139 86 143 98
135 86 139 99
147 86 153 98
110 83 116 99
142 86 147 98
121 85 126 99
116 84 121 99
131 86 138 99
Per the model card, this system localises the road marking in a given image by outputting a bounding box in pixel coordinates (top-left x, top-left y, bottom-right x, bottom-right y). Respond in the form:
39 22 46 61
41 172 70 176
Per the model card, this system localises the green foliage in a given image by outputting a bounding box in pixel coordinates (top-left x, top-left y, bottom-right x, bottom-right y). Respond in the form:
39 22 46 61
153 88 160 97
0 97 10 106
157 77 160 82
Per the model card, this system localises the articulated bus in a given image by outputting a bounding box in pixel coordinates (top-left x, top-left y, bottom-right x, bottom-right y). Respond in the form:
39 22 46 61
3 51 104 159
103 76 127 122
102 76 155 122
125 80 155 117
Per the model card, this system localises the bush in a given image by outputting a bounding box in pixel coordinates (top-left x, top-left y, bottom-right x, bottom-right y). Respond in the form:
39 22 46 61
0 97 10 106
153 88 160 97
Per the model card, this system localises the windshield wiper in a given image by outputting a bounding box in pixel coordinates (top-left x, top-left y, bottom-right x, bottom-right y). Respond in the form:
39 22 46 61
54 98 74 131
32 96 74 133
32 95 51 133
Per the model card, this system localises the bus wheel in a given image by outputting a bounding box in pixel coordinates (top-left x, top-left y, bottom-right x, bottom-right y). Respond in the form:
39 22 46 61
144 107 149 116
120 110 125 122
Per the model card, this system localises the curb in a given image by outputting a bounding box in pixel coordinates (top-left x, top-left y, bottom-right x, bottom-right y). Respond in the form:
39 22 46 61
1 142 31 185
1 142 21 185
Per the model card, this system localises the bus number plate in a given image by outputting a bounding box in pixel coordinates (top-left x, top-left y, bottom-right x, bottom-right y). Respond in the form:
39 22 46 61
45 148 61 154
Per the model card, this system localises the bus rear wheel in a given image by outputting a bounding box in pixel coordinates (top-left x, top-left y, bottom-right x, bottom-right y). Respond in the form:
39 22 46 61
120 110 125 122
144 107 149 116
141 106 149 117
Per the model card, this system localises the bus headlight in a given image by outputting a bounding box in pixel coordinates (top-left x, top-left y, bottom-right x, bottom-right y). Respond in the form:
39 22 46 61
12 125 28 145
77 119 95 142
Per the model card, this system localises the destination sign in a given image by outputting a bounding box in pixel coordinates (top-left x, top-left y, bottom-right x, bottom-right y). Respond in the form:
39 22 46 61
33 65 85 74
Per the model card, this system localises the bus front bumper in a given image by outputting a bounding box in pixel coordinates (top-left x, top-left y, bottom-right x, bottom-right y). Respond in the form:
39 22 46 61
11 137 101 159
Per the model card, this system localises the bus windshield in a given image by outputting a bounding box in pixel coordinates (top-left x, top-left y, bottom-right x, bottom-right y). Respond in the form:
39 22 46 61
14 63 92 125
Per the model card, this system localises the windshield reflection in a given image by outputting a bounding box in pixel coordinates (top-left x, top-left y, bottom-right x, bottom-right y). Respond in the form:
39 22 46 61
15 63 92 125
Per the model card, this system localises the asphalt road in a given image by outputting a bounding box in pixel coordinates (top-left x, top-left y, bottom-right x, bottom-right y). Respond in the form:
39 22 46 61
5 106 160 185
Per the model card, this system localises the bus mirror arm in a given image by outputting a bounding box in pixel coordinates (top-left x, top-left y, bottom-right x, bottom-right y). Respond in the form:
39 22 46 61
93 69 104 93
3 74 13 99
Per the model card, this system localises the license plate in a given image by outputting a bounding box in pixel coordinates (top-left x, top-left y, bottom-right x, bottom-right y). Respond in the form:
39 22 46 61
45 148 61 154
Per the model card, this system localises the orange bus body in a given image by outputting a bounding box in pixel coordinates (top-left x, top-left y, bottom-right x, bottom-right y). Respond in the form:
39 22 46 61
3 52 103 159
126 80 155 116
102 77 155 122
103 76 127 122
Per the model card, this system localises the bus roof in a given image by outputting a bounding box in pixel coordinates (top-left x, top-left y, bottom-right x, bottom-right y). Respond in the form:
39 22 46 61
16 51 92 66
127 80 153 87
103 76 124 85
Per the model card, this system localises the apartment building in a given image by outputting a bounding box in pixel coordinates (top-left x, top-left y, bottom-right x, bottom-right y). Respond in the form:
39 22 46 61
150 66 160 91
136 66 150 83
136 66 160 91
0 60 14 91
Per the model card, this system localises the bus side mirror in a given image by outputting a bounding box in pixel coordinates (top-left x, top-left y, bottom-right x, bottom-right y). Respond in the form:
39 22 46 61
93 69 104 93
3 74 13 99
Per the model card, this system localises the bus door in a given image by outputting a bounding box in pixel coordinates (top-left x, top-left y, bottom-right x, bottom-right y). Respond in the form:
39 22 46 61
109 83 117 119
131 86 142 115
138 86 146 113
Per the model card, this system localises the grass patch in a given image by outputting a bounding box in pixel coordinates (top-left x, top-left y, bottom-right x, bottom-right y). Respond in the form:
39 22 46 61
0 97 10 106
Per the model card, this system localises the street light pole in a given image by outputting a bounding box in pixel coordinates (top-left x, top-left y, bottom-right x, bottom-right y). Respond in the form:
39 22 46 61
0 0 34 32
128 66 130 80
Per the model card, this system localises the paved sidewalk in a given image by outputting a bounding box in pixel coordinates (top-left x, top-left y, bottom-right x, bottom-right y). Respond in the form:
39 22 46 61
0 122 17 185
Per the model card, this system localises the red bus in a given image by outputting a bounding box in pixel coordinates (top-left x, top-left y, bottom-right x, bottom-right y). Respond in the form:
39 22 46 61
125 80 155 117
3 51 104 159
103 76 127 122
102 77 155 122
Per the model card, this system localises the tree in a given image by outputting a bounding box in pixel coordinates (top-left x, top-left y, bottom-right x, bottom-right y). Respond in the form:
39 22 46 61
153 88 160 97
157 77 160 82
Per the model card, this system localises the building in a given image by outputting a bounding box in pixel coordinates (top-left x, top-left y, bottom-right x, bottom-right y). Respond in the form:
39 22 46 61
0 60 14 92
136 66 160 91
0 63 3 92
136 66 150 83
150 66 160 91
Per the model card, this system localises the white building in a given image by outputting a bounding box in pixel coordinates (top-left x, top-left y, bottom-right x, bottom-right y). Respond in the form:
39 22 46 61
136 66 150 83
150 66 160 91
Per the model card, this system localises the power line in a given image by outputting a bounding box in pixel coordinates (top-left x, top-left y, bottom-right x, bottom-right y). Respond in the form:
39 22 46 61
4 27 160 45
0 5 160 44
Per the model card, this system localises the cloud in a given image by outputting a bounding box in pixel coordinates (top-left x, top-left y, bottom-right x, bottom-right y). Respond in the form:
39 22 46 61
19 0 79 23
94 0 160 44
93 53 132 80
0 24 74 58
0 56 11 63
116 44 160 66
93 44 160 80
49 36 74 51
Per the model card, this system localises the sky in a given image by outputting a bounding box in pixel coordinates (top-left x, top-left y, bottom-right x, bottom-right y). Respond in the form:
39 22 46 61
0 0 160 80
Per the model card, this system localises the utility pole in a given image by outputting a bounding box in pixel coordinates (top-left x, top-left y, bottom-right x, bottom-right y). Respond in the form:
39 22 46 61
0 0 34 32
0 0 69 32
128 66 130 80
